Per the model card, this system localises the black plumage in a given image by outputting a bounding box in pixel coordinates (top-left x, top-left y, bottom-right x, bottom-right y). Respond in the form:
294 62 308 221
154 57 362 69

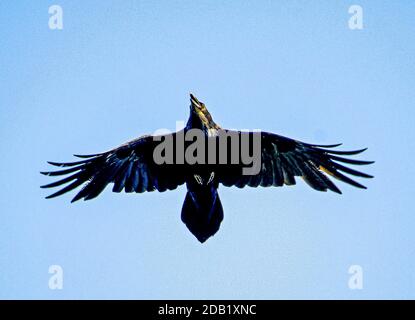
41 94 374 242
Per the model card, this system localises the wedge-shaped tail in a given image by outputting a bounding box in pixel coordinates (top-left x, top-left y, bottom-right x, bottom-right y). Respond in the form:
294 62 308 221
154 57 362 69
181 190 224 243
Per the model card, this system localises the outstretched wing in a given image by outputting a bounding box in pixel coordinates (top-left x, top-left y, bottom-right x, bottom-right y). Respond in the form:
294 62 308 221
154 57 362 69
217 131 374 193
41 133 187 202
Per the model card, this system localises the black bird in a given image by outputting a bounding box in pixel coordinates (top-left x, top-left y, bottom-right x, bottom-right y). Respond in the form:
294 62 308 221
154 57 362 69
41 94 374 243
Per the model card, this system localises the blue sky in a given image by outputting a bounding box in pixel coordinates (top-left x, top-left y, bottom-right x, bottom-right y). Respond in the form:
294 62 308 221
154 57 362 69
1 0 414 299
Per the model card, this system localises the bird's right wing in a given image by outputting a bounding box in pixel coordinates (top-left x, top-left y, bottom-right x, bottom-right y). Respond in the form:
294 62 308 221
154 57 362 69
216 131 374 193
41 132 187 202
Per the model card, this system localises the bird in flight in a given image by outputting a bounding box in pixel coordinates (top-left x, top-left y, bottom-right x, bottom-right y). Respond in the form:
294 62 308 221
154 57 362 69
41 94 374 243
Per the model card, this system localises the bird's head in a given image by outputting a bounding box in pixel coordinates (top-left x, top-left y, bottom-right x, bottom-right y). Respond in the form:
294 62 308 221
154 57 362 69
189 93 219 130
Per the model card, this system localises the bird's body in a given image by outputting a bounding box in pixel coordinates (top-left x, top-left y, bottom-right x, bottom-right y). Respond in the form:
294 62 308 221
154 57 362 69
42 94 374 242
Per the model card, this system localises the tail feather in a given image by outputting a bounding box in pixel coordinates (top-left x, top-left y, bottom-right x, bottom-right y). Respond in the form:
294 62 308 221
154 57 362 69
181 191 224 243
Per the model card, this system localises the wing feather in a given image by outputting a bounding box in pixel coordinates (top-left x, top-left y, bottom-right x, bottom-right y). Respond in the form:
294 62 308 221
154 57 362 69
41 133 186 201
217 131 373 193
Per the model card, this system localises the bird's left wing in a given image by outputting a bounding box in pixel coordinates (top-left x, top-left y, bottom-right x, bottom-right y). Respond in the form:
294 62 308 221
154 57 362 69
217 131 374 193
41 132 187 202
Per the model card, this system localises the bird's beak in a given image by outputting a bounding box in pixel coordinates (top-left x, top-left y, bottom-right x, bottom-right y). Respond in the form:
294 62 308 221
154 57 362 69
190 93 202 109
189 93 212 127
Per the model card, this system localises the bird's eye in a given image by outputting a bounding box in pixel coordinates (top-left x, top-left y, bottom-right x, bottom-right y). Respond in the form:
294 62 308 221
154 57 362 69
207 172 215 184
194 175 203 185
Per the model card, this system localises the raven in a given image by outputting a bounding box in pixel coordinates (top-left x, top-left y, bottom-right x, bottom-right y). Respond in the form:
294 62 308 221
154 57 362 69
41 94 374 242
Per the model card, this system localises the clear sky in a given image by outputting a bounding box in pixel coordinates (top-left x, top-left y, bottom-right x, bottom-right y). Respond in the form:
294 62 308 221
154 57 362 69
1 0 414 299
